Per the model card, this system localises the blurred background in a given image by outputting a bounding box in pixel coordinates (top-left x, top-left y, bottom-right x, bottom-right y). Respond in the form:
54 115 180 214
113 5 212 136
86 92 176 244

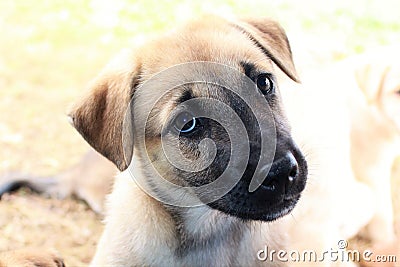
0 0 399 265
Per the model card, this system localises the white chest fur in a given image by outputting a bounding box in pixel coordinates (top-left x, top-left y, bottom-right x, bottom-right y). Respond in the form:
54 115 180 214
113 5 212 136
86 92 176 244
90 171 286 267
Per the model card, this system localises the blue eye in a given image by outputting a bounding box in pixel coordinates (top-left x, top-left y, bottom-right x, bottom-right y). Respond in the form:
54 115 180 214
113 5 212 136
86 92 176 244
173 112 197 133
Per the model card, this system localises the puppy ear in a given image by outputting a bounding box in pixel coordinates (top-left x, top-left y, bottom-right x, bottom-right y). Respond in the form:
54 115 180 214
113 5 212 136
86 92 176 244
234 18 300 83
68 50 140 171
354 57 390 104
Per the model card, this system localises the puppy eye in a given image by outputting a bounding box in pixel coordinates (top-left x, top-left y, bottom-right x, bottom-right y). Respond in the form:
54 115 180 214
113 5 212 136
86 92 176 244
256 73 274 95
173 112 197 133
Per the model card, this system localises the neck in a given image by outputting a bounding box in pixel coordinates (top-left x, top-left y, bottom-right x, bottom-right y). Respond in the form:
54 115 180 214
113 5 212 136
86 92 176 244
162 203 286 267
164 204 249 264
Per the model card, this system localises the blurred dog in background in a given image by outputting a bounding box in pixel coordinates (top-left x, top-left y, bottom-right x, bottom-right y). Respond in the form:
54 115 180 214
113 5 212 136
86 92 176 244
350 47 400 245
278 46 399 266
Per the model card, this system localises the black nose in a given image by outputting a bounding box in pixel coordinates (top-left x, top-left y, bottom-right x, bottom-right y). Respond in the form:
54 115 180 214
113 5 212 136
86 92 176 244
261 152 298 196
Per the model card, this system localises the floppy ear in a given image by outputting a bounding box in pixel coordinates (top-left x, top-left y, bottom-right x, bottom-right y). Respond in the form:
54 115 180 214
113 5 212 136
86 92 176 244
68 50 140 171
354 61 388 104
234 18 300 83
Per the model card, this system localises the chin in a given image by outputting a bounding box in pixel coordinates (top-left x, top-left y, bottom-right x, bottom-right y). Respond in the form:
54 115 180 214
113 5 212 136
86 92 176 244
207 193 301 222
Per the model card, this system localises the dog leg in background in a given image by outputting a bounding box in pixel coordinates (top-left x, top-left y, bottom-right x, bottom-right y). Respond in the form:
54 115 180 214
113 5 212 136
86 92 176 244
0 249 65 267
0 149 116 214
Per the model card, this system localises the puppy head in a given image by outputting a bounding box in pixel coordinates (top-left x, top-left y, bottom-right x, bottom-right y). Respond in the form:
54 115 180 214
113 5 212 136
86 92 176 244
69 16 307 222
355 47 400 133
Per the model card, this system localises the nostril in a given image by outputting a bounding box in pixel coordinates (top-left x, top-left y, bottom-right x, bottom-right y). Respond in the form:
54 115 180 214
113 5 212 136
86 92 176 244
288 164 298 182
286 152 298 181
285 156 298 195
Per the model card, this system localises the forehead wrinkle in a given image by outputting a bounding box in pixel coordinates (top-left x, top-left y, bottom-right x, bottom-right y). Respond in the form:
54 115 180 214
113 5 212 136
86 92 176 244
240 60 274 75
148 85 199 135
142 88 183 135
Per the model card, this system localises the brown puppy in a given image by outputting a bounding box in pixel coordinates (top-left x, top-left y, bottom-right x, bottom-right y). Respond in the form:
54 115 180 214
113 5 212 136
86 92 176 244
66 15 306 266
0 15 307 266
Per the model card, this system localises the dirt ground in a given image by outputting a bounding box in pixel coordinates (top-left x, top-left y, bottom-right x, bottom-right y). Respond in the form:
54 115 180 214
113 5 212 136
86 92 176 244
0 192 102 266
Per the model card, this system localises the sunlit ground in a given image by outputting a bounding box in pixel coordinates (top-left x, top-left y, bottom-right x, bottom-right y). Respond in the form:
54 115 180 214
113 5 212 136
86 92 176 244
0 0 399 265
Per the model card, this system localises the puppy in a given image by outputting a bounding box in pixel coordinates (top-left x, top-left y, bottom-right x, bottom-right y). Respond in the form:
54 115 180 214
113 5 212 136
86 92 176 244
279 46 400 266
66 15 307 266
350 47 400 245
0 15 306 266
280 68 375 267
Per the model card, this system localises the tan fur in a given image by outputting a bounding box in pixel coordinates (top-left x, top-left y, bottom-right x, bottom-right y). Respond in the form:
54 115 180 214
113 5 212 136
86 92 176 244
70 49 142 171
